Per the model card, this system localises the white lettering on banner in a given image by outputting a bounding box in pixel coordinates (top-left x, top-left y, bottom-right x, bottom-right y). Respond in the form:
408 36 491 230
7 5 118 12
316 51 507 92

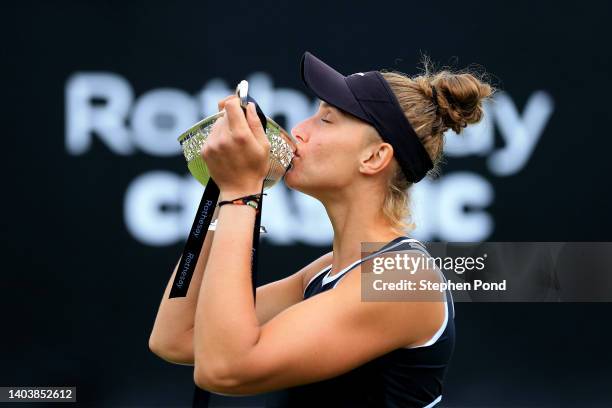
410 173 493 242
131 89 198 156
124 171 185 246
66 72 554 246
488 91 554 176
65 72 317 157
436 173 494 242
122 170 491 246
66 73 134 155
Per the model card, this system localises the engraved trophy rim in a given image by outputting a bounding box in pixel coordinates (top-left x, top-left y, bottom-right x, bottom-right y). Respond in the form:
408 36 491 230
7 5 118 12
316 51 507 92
177 110 296 146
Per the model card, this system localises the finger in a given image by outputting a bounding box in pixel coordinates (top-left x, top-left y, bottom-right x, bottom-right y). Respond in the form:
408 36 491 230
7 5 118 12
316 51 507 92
224 97 250 136
209 115 225 139
246 102 268 144
217 95 236 112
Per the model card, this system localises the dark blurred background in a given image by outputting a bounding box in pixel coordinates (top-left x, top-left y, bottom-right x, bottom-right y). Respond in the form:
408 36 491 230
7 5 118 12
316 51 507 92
3 0 612 406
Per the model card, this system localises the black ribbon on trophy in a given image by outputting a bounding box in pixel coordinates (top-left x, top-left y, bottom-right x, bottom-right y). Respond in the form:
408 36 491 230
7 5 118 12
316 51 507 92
168 80 297 407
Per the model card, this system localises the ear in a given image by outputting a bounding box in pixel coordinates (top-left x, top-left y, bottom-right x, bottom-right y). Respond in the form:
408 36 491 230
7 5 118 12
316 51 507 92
358 142 394 176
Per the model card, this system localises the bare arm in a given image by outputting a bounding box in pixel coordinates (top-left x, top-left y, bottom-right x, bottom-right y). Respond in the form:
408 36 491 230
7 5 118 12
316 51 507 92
149 94 245 364
194 249 446 395
148 199 333 366
148 206 220 365
150 233 333 366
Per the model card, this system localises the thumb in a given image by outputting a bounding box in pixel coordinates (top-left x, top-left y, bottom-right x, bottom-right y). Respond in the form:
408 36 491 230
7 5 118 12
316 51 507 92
246 102 267 143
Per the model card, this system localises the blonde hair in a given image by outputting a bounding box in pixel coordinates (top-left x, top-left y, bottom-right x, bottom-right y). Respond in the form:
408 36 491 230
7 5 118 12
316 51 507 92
379 58 495 235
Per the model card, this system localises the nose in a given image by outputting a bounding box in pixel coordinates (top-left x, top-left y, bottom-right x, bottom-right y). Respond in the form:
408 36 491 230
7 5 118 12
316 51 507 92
291 121 310 144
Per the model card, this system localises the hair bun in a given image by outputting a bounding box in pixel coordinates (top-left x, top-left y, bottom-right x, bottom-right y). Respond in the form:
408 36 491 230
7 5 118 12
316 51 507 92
432 72 493 134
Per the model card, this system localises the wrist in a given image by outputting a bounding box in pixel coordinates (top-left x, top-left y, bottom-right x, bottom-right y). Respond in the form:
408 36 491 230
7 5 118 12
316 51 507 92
219 189 262 201
217 191 265 214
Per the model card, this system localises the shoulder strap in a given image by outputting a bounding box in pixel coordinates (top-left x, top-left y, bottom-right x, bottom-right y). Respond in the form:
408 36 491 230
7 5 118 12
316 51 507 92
324 238 429 286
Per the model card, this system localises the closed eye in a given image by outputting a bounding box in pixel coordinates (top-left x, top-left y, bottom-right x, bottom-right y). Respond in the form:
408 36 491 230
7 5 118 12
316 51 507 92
320 112 333 124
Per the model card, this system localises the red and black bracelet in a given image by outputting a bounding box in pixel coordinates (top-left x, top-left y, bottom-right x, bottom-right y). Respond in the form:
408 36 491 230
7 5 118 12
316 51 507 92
217 193 266 212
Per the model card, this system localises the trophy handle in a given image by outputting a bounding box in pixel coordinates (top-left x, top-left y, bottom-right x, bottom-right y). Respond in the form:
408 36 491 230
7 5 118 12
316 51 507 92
236 80 249 110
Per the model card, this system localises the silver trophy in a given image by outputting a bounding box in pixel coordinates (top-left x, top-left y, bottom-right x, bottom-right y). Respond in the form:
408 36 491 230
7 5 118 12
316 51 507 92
177 80 296 234
177 80 297 189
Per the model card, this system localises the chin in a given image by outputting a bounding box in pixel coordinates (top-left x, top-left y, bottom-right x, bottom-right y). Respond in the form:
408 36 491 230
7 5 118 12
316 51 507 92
284 167 340 199
284 170 300 191
285 176 307 195
284 170 310 195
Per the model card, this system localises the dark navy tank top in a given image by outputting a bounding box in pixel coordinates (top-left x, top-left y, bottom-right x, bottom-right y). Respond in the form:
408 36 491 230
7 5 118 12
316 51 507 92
282 236 456 408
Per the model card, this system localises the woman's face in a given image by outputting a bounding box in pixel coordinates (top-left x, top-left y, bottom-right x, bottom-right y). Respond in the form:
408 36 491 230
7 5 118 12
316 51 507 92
285 100 379 197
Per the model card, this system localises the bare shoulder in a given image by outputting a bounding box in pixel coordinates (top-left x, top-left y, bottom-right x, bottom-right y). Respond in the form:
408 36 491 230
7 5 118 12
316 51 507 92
300 250 334 292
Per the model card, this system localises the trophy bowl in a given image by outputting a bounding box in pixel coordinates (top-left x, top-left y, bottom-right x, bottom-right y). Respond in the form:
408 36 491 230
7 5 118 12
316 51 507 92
177 110 297 189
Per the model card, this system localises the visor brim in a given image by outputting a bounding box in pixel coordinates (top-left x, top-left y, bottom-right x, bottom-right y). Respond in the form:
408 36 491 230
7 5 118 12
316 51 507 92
300 51 369 122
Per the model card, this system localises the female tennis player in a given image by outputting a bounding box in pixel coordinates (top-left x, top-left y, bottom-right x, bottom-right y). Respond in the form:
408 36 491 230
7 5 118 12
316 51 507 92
150 52 493 407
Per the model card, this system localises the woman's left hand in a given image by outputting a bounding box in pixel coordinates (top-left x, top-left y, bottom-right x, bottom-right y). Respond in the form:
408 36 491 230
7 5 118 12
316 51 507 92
201 96 270 196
